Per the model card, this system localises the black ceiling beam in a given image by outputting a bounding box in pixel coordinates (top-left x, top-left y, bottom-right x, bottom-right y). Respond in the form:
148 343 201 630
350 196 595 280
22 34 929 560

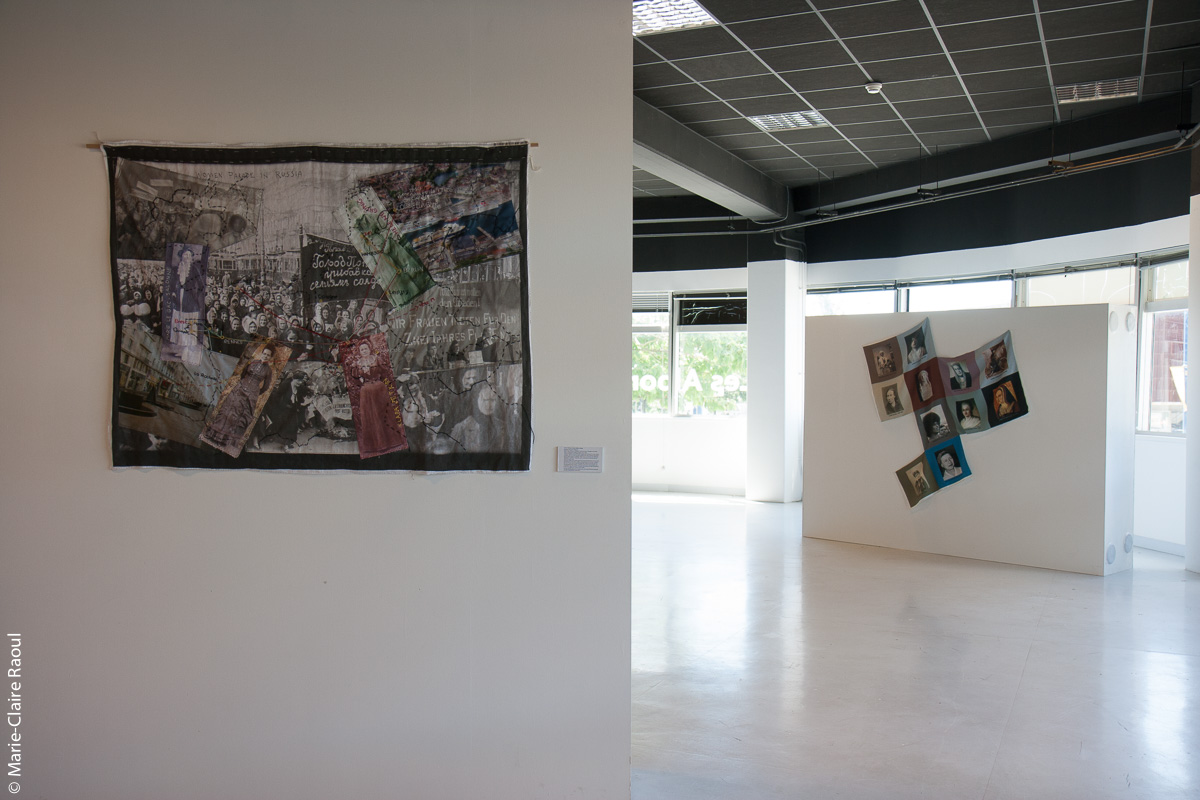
793 95 1189 215
634 97 789 221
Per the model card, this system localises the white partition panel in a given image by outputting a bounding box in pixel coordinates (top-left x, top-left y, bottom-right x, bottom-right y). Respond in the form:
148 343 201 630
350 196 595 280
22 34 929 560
803 306 1135 575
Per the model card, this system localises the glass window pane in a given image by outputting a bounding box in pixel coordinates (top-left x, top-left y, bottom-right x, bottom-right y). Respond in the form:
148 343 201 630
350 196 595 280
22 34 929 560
806 290 895 316
1139 309 1187 433
1147 261 1189 303
908 280 1013 312
678 297 747 326
674 330 747 416
633 310 669 329
632 332 670 414
1024 267 1136 307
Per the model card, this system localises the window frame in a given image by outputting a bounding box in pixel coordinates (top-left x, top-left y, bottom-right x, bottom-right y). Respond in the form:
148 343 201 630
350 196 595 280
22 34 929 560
671 293 748 417
804 246 1188 437
1135 256 1188 435
632 293 673 417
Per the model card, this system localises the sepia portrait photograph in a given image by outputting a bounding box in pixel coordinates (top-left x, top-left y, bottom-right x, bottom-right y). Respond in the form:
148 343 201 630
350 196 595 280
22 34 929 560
896 454 939 508
873 380 912 421
864 337 902 383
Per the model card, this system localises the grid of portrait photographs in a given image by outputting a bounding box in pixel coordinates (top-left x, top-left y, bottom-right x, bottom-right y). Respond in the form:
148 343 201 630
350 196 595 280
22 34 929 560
106 142 531 472
863 318 934 421
865 320 1030 507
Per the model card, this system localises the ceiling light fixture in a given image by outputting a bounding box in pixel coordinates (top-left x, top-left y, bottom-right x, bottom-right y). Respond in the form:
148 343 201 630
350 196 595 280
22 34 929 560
633 0 719 36
1055 77 1139 104
865 82 883 94
748 111 831 132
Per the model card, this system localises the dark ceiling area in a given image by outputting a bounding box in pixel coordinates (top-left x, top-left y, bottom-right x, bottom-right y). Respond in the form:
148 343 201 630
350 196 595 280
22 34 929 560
632 0 1200 239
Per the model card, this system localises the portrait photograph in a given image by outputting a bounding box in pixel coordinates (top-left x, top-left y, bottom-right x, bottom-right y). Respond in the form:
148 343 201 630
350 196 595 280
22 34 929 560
873 380 912 421
952 392 991 435
916 399 955 449
984 372 1029 427
904 361 945 408
899 318 935 369
160 242 209 365
339 333 409 459
940 354 979 394
975 330 1017 382
199 339 293 458
863 337 902 383
927 438 971 488
896 454 940 508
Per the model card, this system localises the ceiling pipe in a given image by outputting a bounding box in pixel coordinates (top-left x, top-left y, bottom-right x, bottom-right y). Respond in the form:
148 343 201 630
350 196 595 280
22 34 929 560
633 135 1199 239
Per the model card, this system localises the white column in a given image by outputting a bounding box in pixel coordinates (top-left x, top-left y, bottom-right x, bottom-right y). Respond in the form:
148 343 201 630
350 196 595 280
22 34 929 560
1186 185 1200 573
746 259 805 502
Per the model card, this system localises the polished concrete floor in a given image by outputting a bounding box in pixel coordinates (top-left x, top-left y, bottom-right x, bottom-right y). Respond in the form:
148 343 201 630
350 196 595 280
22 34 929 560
631 493 1200 800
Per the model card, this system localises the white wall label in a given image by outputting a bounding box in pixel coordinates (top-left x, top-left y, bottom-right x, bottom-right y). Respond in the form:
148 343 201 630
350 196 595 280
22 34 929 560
558 447 604 473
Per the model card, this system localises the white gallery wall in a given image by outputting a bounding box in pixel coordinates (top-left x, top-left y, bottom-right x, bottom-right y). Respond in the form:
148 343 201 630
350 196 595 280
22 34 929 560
804 306 1136 575
0 3 632 799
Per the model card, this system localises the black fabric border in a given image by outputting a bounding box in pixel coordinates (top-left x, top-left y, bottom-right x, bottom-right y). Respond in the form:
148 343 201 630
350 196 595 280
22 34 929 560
102 143 530 167
106 142 532 472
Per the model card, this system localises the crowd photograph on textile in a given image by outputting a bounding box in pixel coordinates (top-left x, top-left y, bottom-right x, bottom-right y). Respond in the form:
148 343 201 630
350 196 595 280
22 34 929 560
108 144 531 471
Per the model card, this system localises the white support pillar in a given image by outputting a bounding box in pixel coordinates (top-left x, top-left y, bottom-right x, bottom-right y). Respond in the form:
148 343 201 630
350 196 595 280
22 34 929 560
746 259 805 502
1186 165 1200 573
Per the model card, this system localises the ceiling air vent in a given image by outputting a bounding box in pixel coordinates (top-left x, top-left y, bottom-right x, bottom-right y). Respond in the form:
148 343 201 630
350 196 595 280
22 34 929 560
1054 77 1139 105
633 0 718 36
748 111 831 131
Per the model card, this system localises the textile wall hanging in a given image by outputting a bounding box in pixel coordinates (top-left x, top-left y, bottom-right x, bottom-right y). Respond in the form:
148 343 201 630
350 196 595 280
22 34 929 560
106 142 531 471
864 318 1029 507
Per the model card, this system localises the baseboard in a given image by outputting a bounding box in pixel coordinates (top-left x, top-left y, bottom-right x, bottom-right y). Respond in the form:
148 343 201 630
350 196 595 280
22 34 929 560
1133 535 1185 557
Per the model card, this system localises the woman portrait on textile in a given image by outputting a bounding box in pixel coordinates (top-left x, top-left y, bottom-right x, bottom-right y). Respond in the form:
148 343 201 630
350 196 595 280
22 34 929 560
949 361 972 390
936 448 962 481
882 384 903 415
201 345 276 456
923 409 948 442
908 466 931 497
917 369 934 402
345 341 408 458
993 383 1019 420
223 316 243 357
163 245 206 365
957 399 982 430
906 330 927 364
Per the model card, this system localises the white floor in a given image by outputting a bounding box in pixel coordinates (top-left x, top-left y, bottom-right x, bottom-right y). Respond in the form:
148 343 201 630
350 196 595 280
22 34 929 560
631 492 1200 800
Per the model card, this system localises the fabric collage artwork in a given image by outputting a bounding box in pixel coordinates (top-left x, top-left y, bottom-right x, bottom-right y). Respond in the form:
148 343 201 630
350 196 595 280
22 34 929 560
863 319 1030 508
106 142 531 472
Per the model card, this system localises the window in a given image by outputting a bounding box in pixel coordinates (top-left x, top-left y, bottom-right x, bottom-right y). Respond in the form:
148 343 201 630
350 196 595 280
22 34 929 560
906 279 1013 312
1021 265 1136 307
1138 259 1188 434
633 291 748 416
632 295 670 415
806 288 895 316
674 295 747 416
